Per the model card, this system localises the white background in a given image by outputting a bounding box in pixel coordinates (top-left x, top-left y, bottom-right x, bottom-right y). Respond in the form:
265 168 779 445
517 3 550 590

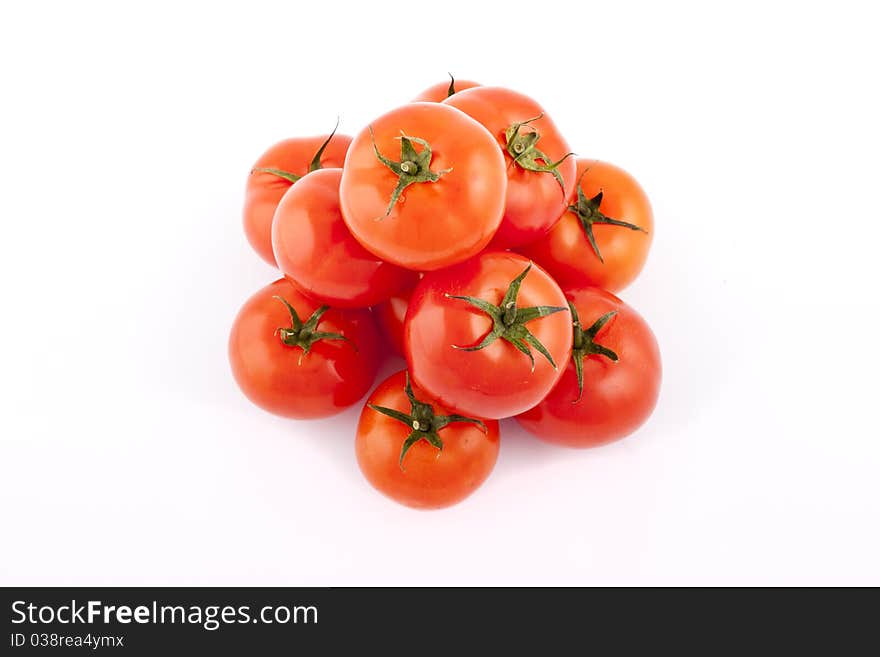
2 1 878 586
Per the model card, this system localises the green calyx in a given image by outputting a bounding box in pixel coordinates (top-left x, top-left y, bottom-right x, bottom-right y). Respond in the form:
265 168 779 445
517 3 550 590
569 303 619 402
446 72 458 98
370 128 452 217
569 176 647 263
252 119 341 184
504 114 574 193
368 373 487 469
273 296 354 364
445 263 567 371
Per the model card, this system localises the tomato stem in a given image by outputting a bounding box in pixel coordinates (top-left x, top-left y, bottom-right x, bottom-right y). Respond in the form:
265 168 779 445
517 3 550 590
569 303 619 402
273 296 354 365
251 119 342 184
445 263 567 372
446 72 457 98
504 114 574 193
370 129 452 217
368 372 486 469
568 172 647 263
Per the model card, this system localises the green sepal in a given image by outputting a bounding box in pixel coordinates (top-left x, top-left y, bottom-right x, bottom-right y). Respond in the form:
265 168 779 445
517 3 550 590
251 119 342 184
368 372 486 469
568 176 647 263
306 118 340 172
367 404 412 427
504 114 574 193
273 296 355 364
370 128 452 217
251 167 302 184
446 72 457 98
569 304 619 402
445 263 567 371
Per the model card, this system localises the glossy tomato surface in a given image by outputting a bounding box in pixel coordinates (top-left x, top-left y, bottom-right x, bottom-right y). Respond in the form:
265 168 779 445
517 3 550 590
229 278 379 418
520 159 654 292
272 168 417 308
405 252 572 419
374 285 414 356
243 133 351 266
339 102 506 271
444 87 575 249
356 370 499 509
516 286 661 447
412 78 480 102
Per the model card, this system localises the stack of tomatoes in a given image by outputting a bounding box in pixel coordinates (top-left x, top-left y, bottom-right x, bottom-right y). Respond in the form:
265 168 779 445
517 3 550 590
230 78 661 509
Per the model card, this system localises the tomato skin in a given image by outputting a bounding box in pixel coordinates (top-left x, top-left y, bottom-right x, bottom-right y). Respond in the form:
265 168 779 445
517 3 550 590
519 159 653 293
443 87 576 249
229 278 379 419
412 79 480 102
516 287 661 447
373 285 414 356
356 370 500 509
272 168 417 308
405 251 572 419
243 134 352 266
339 102 507 271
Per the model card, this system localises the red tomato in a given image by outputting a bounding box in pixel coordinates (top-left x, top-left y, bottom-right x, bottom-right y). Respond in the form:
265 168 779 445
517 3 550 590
373 284 415 356
412 75 480 102
229 278 379 418
339 102 507 271
243 130 351 266
272 168 417 308
356 370 499 509
444 87 576 249
516 286 661 447
519 159 654 292
405 251 572 419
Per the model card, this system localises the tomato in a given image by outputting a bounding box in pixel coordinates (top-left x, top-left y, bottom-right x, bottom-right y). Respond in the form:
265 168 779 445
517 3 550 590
516 286 661 447
356 370 499 509
412 75 480 102
272 168 417 308
229 278 379 418
374 284 415 356
243 128 351 266
405 251 572 419
519 159 653 292
339 102 507 271
443 87 576 249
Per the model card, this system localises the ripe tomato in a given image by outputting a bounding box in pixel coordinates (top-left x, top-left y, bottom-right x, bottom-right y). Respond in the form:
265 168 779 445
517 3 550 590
243 129 351 266
339 102 507 271
272 168 418 308
373 284 415 356
516 286 661 447
412 75 480 102
356 370 499 509
519 159 653 292
405 251 572 419
229 278 379 418
443 87 576 249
